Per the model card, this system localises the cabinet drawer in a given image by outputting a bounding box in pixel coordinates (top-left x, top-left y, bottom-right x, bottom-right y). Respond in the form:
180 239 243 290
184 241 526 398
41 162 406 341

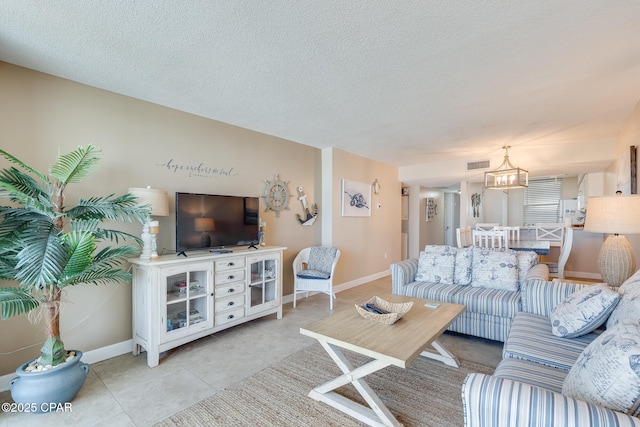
216 283 244 297
215 257 246 272
215 294 245 312
215 307 245 326
215 269 245 285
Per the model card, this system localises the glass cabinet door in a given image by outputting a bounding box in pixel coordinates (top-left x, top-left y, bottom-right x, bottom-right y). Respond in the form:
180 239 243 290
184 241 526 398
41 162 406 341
248 256 279 314
162 262 213 340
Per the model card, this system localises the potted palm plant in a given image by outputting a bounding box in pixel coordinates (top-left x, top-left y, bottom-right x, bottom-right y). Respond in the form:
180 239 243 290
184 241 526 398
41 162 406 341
0 145 149 411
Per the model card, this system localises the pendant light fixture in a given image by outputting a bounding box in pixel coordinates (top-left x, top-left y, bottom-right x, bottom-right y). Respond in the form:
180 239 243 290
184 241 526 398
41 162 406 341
484 146 529 190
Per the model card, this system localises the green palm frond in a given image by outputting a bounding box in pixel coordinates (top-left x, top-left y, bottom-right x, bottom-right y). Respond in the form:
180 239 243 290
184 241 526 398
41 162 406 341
0 178 53 217
94 228 143 245
93 245 139 265
0 167 49 202
49 144 101 185
0 149 48 183
58 231 96 284
61 267 132 287
0 287 42 319
67 193 150 224
69 218 100 233
14 223 67 288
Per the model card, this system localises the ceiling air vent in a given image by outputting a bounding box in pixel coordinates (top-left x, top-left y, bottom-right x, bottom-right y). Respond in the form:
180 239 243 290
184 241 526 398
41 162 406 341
466 159 490 171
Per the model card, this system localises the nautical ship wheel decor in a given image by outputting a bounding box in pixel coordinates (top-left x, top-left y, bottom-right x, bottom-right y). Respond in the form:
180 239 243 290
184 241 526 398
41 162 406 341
262 174 291 217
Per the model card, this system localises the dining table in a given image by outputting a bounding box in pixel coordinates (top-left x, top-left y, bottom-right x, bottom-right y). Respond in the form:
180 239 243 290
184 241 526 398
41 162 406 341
508 239 550 255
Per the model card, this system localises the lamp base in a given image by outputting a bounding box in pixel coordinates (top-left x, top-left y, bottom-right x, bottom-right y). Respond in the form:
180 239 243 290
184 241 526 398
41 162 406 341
598 235 636 287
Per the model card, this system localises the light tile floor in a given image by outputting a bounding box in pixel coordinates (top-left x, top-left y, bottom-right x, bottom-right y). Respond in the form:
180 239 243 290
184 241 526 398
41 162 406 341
0 277 503 426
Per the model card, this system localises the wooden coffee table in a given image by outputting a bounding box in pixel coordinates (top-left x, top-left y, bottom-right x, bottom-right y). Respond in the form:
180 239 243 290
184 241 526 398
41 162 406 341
299 294 464 427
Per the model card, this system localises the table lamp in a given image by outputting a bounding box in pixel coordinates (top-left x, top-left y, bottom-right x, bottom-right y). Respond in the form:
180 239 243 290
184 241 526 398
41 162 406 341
129 187 169 260
583 194 640 287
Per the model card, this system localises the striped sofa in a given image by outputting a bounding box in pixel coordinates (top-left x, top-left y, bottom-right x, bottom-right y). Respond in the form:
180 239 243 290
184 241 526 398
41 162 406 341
390 245 549 342
462 278 640 426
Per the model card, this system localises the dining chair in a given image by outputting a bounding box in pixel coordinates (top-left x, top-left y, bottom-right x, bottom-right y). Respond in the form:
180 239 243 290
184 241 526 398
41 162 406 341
494 225 520 241
472 229 508 249
456 227 472 248
536 223 565 276
292 246 341 310
535 223 564 247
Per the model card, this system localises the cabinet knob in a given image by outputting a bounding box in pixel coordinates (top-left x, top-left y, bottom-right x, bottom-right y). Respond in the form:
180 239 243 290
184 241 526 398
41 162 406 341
227 275 234 280
228 262 235 267
210 293 214 297
227 301 234 306
227 314 235 320
228 288 234 293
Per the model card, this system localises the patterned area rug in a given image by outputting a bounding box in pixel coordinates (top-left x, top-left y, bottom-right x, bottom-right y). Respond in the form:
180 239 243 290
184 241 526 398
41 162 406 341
155 343 494 427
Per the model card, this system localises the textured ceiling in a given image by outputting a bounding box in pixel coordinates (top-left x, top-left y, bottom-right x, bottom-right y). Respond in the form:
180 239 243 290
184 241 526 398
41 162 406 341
2 1 640 187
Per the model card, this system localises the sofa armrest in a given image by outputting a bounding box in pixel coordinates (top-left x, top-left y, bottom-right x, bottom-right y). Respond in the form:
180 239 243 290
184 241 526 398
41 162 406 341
390 258 418 294
520 278 590 317
462 373 640 427
524 263 549 281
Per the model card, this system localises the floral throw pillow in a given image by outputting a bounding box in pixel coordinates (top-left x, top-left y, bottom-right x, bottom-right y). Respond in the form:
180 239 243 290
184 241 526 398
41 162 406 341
415 245 457 285
471 247 518 291
563 320 640 416
550 284 620 338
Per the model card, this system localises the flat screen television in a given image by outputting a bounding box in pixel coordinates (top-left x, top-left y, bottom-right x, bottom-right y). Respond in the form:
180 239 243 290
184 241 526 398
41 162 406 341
175 192 259 253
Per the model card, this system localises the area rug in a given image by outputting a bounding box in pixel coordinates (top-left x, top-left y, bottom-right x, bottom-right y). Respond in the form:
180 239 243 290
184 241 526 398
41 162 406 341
155 343 494 427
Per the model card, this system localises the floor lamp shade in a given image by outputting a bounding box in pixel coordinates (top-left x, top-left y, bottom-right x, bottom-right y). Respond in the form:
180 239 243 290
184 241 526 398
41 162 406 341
584 195 640 287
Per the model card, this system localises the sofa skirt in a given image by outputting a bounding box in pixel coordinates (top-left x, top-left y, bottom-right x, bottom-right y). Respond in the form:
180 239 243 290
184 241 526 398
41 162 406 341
448 311 511 342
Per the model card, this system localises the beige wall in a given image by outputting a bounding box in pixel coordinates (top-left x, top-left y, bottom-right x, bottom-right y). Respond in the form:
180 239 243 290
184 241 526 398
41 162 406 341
0 62 400 375
329 149 402 285
614 99 640 264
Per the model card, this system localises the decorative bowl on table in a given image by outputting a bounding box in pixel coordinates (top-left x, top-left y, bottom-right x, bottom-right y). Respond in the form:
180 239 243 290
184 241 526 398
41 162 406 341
355 296 413 325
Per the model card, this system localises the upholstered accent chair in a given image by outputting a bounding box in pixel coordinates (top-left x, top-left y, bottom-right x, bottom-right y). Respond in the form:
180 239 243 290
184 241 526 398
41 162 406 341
292 246 341 310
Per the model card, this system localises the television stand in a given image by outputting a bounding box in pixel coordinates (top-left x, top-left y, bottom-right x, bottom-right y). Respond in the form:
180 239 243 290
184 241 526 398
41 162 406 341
130 246 286 367
210 249 233 254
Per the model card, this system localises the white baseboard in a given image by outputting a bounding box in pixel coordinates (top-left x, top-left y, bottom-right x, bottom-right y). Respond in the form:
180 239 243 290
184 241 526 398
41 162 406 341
563 271 603 281
282 270 390 305
0 340 133 393
2 271 392 393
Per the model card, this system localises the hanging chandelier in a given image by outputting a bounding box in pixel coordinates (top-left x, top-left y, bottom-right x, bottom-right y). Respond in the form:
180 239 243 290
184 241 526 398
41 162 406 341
484 146 528 190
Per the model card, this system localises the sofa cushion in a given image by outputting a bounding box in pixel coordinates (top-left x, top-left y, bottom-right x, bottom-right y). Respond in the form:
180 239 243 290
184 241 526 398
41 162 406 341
494 357 566 393
607 287 640 329
503 312 599 370
401 280 464 304
550 284 619 338
415 245 457 285
471 247 518 291
619 268 640 295
453 246 473 286
297 269 330 279
516 250 538 286
607 269 640 329
452 286 521 318
563 320 640 417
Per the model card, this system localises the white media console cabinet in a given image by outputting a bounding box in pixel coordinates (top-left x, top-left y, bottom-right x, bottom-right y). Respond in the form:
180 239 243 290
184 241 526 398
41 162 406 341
130 246 286 367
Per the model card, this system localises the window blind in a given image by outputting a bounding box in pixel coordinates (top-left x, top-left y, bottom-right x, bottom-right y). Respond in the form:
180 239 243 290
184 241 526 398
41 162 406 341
524 178 562 224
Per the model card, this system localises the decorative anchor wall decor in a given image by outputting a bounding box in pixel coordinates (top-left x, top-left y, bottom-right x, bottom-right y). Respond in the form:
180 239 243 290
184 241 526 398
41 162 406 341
296 186 318 226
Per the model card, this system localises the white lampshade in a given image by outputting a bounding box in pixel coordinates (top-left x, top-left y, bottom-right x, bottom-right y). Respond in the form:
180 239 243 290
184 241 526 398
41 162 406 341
129 186 169 260
584 195 640 287
129 187 169 216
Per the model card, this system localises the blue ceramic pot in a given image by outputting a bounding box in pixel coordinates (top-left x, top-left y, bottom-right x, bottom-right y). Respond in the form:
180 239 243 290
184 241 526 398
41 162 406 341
9 350 90 414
